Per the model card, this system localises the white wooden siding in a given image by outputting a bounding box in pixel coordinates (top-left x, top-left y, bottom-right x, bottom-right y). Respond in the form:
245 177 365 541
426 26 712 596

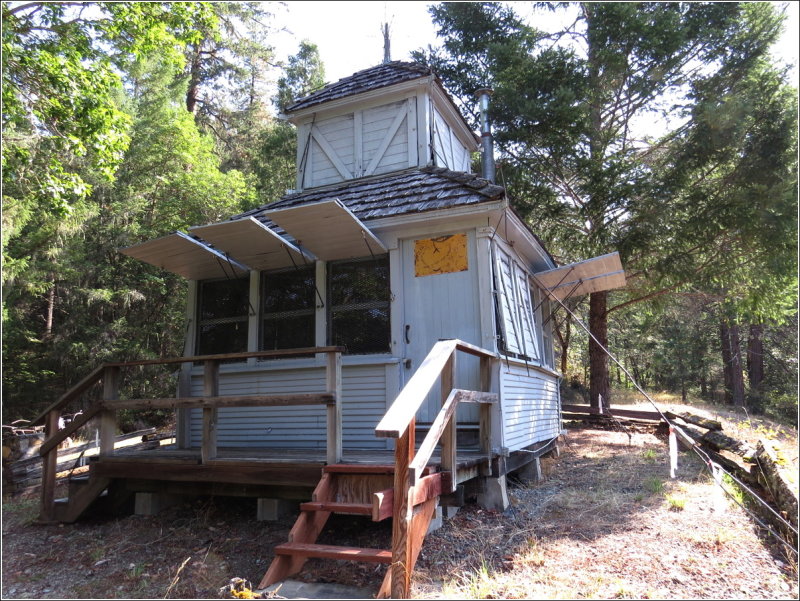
432 107 471 172
301 98 418 189
500 362 560 451
310 113 355 187
187 363 393 449
401 230 482 423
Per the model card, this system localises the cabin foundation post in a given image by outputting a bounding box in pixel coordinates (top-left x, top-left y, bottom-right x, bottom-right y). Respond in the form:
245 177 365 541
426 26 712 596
515 455 543 484
544 443 561 458
134 492 183 516
257 498 295 521
477 474 509 511
426 504 443 533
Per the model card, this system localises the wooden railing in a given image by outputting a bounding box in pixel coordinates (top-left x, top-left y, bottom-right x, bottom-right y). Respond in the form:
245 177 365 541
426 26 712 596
37 347 344 522
374 339 497 599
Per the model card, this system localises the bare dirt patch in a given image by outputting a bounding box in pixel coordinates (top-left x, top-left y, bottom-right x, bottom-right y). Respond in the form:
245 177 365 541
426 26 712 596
2 423 797 599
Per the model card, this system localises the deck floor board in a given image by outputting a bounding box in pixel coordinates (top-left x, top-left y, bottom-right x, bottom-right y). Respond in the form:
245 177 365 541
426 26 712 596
89 445 490 489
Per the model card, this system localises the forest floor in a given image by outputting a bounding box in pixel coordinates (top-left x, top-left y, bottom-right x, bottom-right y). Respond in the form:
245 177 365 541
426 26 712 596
1 401 797 599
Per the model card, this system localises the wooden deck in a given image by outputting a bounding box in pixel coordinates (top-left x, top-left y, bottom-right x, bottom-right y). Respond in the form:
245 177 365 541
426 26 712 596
88 444 491 491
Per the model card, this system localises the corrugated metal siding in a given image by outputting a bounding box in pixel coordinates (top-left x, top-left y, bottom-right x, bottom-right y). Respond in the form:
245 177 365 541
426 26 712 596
188 364 392 449
500 363 560 451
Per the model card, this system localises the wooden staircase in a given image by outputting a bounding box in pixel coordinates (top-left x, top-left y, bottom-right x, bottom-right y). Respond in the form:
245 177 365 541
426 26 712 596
259 463 443 598
52 474 113 523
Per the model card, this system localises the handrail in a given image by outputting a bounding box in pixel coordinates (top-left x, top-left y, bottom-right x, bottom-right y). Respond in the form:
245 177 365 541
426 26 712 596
31 347 345 426
377 338 497 598
409 389 498 482
375 340 457 439
37 346 344 522
375 340 495 439
31 364 106 426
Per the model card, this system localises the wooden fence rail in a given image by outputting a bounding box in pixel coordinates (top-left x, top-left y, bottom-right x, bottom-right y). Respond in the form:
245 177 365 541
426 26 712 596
37 347 344 522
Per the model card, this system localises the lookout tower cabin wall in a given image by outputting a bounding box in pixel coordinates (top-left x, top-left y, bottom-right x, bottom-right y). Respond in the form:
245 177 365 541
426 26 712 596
121 62 572 457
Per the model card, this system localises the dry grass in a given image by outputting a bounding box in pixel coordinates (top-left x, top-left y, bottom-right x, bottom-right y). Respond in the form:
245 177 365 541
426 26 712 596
413 425 798 599
2 403 797 599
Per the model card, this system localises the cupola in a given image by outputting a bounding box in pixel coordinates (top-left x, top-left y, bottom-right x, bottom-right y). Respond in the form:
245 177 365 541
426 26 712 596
283 61 480 191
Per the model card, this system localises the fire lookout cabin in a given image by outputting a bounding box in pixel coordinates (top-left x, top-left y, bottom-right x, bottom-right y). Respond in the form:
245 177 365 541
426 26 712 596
36 61 625 597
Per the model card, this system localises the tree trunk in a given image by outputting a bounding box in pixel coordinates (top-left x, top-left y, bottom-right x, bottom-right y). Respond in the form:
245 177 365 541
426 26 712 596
45 281 55 338
720 319 745 407
720 320 733 404
747 323 764 394
186 43 202 114
588 291 610 412
730 323 746 407
554 316 571 375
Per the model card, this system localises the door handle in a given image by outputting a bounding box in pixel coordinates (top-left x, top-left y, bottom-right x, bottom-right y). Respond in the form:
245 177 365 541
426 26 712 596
405 324 411 344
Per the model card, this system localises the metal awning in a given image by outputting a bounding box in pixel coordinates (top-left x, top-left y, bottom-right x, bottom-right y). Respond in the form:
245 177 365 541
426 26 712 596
533 252 626 300
120 231 249 280
190 216 312 271
264 199 386 261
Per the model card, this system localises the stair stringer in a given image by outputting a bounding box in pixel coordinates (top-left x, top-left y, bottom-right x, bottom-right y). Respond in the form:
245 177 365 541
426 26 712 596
53 476 112 523
259 472 335 588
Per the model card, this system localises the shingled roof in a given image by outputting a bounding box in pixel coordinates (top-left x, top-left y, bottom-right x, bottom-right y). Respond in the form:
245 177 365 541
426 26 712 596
235 166 505 232
285 61 434 114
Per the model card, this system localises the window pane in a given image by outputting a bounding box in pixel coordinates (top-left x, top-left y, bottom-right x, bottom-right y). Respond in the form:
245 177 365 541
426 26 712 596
261 266 317 351
329 259 389 305
197 320 248 355
197 277 250 356
198 278 249 321
262 266 315 313
262 312 315 351
329 257 390 355
331 307 390 354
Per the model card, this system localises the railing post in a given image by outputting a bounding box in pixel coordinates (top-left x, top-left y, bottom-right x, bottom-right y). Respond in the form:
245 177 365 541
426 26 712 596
202 359 219 463
100 366 120 457
325 351 343 464
440 351 457 491
39 409 60 522
391 418 415 599
479 356 493 476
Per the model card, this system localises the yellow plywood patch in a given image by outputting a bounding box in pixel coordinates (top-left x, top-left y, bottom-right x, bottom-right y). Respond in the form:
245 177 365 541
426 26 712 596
414 234 468 277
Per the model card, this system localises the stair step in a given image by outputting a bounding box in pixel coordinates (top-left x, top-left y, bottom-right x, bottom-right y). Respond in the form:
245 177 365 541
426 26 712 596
300 501 373 516
275 542 392 564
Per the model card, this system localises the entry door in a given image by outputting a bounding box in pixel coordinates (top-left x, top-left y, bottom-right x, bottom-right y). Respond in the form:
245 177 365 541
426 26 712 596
401 231 481 423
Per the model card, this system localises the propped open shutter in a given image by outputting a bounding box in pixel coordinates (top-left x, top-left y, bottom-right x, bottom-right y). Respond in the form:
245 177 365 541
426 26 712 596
515 269 540 361
492 247 522 355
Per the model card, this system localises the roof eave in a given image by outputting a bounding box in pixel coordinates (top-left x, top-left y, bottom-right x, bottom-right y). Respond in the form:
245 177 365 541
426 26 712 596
285 76 432 124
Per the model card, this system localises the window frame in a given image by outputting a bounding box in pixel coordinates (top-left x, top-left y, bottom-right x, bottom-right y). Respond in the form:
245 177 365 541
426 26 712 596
259 264 317 352
492 244 543 364
327 254 391 355
195 276 251 357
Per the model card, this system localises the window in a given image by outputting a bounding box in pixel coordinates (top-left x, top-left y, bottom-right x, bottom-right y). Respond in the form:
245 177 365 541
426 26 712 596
328 256 390 354
261 265 316 351
540 297 555 369
196 278 250 356
492 246 540 361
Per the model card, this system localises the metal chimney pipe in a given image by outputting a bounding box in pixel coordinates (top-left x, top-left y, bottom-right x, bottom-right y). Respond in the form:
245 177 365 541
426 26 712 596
475 88 495 183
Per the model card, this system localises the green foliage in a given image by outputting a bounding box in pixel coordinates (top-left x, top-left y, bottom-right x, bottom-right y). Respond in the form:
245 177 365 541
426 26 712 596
275 40 326 112
665 493 686 511
643 477 664 495
425 2 797 408
1 2 214 272
1 2 270 423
